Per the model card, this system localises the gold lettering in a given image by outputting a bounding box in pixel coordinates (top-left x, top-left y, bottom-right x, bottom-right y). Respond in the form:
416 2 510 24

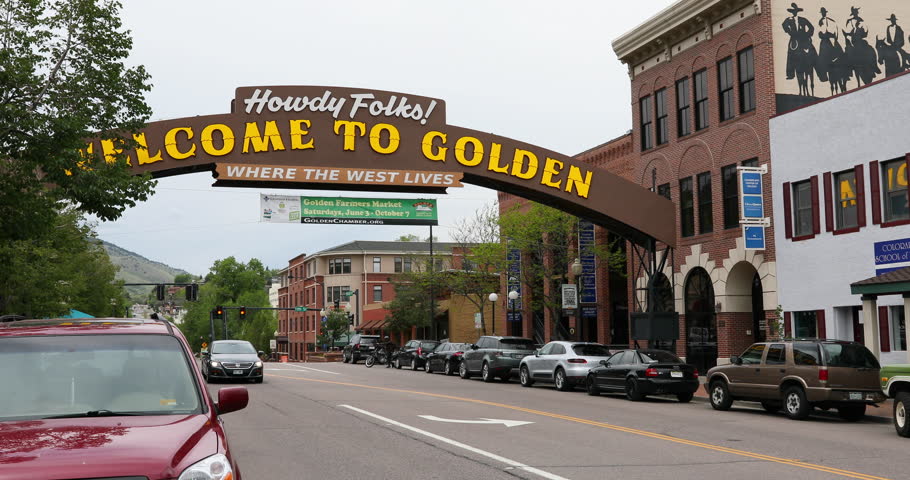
164 127 196 160
454 136 483 167
421 131 447 162
201 124 236 156
540 157 564 189
333 120 366 151
487 143 508 173
369 123 400 154
566 166 593 198
100 139 125 164
511 149 538 179
289 120 315 151
243 121 286 154
133 133 163 165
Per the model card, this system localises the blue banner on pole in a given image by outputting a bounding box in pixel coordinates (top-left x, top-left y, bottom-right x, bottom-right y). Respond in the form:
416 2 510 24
743 225 765 250
578 220 597 304
741 172 762 195
742 195 763 219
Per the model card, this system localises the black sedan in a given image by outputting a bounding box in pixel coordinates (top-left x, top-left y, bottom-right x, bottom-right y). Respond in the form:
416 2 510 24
424 342 470 375
393 339 440 370
584 349 698 402
202 339 264 383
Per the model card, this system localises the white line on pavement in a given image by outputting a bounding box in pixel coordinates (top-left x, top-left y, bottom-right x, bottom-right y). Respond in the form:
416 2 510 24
339 404 569 480
268 364 340 375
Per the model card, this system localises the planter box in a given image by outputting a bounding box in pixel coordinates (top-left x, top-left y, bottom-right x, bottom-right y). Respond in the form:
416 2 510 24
307 353 343 363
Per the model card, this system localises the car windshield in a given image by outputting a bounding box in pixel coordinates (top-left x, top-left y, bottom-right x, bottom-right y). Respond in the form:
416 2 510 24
638 350 683 364
212 342 256 354
572 344 611 356
360 337 379 344
420 342 439 350
821 343 880 369
0 334 201 421
500 339 535 350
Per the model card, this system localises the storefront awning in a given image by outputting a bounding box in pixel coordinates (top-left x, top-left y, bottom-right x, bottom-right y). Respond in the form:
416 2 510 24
851 266 910 296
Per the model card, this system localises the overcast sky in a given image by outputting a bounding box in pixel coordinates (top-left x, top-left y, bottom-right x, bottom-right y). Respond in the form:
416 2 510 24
96 1 676 275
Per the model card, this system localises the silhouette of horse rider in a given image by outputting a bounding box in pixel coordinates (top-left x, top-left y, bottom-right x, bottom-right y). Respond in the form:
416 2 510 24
782 3 817 97
877 14 910 76
844 6 880 87
817 7 849 95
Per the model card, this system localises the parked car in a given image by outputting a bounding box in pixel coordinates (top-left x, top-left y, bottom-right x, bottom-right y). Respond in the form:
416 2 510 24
393 339 440 370
342 334 381 364
706 340 885 421
202 339 264 383
0 317 248 479
585 349 699 402
460 336 536 382
425 342 470 375
519 341 613 391
881 363 910 436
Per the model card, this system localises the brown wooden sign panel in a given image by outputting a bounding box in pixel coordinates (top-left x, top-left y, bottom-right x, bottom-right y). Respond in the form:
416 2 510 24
90 86 676 246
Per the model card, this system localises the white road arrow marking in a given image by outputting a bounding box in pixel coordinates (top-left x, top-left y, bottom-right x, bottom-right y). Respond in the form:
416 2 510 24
418 415 533 427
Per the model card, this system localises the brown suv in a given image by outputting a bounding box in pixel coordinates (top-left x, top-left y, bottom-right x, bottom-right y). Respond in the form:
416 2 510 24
705 340 885 421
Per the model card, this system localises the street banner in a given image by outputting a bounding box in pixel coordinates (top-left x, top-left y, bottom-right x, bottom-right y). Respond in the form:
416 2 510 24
260 195 439 226
578 219 597 304
743 225 766 250
507 248 522 322
260 194 301 223
561 284 578 310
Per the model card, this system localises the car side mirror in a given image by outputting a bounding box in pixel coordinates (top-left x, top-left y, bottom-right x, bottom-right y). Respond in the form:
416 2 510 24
217 387 249 415
471 344 479 350
534 350 540 357
730 355 743 365
599 360 608 366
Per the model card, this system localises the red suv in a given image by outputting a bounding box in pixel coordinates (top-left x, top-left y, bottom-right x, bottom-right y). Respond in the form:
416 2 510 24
0 318 248 480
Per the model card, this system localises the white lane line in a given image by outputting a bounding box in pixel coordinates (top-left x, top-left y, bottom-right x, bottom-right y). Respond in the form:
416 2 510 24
266 364 340 375
339 404 569 480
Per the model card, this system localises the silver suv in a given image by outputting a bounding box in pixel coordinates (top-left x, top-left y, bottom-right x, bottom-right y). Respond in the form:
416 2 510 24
519 341 612 391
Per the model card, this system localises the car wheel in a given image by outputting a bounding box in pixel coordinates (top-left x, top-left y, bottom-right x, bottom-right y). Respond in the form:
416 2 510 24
351 355 359 364
365 355 375 368
895 392 910 437
459 362 471 379
393 358 401 369
425 361 433 373
520 366 534 387
554 368 570 392
677 392 694 403
783 386 811 420
625 378 644 401
411 359 419 371
585 375 600 396
444 360 454 376
837 404 866 422
482 362 494 383
709 380 733 411
760 401 780 413
343 352 350 363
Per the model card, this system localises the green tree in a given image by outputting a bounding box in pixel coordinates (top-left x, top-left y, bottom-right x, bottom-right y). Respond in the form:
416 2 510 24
395 234 420 242
1 0 156 243
316 309 350 349
448 203 505 334
385 268 439 333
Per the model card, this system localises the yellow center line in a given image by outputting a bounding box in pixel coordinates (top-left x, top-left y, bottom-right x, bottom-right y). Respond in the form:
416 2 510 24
270 373 891 480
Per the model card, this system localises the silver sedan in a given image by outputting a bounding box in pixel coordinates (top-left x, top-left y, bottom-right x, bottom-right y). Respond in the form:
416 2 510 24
519 341 613 391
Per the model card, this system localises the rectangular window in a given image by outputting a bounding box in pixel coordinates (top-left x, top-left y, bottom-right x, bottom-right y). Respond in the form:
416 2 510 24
676 77 691 137
680 177 695 237
722 164 739 229
697 172 713 234
373 256 381 273
373 285 383 302
882 158 909 222
343 258 351 274
793 342 821 365
742 158 758 168
835 170 858 230
329 259 338 274
655 88 668 145
717 57 734 121
765 344 786 365
694 69 709 130
793 181 814 237
738 47 755 113
640 95 653 150
403 257 412 272
891 306 907 351
794 312 818 339
657 183 671 200
394 257 402 273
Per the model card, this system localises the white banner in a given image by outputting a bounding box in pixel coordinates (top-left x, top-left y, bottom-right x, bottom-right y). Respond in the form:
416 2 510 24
260 194 301 223
561 284 578 309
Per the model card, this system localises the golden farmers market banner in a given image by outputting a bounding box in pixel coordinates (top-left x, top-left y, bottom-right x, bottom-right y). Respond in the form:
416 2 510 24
261 194 438 226
86 86 676 246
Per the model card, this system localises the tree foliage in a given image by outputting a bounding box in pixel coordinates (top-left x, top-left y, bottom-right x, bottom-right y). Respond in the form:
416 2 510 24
448 203 504 334
1 0 156 242
316 309 349 348
385 267 440 333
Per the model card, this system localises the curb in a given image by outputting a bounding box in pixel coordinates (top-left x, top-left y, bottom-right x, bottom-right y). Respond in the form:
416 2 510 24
686 393 892 424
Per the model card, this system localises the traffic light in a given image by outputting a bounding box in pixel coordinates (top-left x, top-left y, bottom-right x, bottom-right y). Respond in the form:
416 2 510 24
214 305 224 319
239 306 247 320
348 313 354 326
185 284 198 301
156 284 165 301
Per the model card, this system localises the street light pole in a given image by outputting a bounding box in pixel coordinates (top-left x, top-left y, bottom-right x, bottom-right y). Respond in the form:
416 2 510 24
508 290 519 336
488 292 499 335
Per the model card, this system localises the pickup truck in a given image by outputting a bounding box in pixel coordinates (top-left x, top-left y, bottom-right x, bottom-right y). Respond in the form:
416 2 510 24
881 364 910 437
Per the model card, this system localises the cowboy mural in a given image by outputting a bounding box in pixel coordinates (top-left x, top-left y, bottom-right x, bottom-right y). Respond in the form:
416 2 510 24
782 3 818 96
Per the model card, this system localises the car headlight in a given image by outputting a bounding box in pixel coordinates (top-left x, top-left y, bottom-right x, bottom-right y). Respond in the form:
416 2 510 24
254 361 263 368
210 361 221 368
178 453 234 480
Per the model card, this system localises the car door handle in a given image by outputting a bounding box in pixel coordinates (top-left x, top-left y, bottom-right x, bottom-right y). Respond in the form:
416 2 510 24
779 369 786 373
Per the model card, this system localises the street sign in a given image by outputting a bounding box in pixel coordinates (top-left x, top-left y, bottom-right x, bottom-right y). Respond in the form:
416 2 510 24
739 166 769 251
269 339 277 350
741 171 762 195
294 306 307 312
561 284 578 309
742 195 763 219
743 225 766 250
874 237 910 275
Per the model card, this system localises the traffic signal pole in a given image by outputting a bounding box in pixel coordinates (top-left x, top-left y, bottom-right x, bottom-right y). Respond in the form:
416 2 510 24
209 310 215 345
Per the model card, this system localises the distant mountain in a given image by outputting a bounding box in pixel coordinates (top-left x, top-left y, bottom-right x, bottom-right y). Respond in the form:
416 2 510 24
101 241 191 300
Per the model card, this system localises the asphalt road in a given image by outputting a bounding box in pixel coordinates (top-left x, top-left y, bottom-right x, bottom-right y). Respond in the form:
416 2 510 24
206 362 905 480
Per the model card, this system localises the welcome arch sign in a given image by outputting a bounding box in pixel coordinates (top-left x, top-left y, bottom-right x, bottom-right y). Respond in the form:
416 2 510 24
92 86 676 247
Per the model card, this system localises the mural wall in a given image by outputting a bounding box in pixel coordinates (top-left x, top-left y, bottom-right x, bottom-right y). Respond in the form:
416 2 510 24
772 1 910 112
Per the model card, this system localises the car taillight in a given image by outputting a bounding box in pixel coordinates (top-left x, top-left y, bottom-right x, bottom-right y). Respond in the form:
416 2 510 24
645 368 659 377
692 369 700 378
453 352 463 356
819 368 828 382
417 347 423 356
567 358 587 364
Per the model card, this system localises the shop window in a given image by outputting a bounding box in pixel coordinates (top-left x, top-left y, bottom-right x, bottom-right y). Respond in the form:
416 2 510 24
738 47 755 113
694 69 709 131
680 177 695 237
891 306 907 351
717 57 734 121
640 95 653 151
834 170 858 230
676 77 691 137
373 285 383 302
881 158 909 223
793 311 818 338
658 183 671 200
793 181 814 237
655 88 668 145
721 164 739 229
697 172 713 234
373 256 381 273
